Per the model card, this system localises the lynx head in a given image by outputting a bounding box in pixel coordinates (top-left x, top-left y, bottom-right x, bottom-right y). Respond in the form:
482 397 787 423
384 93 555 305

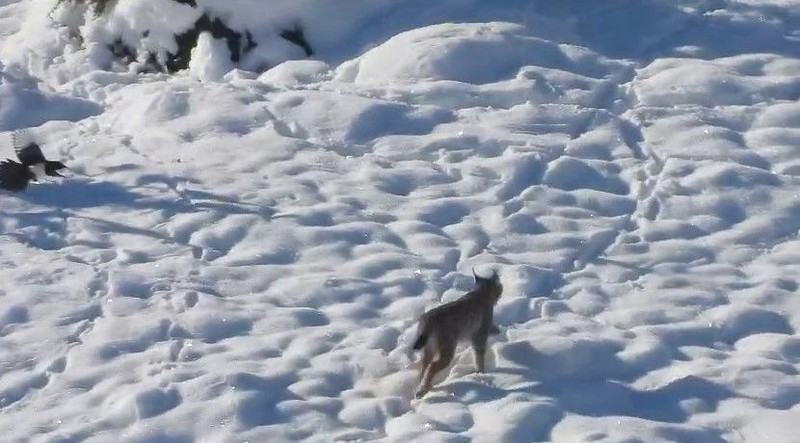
472 268 503 304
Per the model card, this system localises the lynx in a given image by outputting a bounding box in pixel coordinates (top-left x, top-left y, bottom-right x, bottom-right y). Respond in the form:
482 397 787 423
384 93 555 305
412 269 503 398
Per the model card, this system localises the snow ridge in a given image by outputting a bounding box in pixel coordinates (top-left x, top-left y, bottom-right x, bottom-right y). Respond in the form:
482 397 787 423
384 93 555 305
1 1 799 442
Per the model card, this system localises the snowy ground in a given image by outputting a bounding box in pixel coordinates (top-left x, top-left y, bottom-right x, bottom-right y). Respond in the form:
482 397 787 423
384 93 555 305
1 0 800 441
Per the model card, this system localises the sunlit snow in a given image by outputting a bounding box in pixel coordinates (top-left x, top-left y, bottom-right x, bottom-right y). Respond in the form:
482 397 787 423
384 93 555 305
1 0 799 441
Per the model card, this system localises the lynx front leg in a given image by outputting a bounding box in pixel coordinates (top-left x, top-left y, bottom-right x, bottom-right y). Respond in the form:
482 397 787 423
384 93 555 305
471 334 488 373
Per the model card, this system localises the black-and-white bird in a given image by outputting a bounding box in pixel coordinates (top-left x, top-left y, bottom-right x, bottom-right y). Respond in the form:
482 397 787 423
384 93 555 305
0 131 68 191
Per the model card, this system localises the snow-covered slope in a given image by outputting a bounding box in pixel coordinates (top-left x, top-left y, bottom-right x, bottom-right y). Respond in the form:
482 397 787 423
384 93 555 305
1 0 799 441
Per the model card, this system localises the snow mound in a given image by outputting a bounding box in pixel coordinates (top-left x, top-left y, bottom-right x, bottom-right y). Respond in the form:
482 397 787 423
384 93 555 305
338 22 619 85
0 70 101 131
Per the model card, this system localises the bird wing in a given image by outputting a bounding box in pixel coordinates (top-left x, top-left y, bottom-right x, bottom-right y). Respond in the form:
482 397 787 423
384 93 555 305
12 130 46 167
15 142 46 167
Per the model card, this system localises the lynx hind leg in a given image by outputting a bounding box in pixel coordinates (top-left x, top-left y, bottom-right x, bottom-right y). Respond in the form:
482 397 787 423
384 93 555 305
417 346 434 380
415 343 455 399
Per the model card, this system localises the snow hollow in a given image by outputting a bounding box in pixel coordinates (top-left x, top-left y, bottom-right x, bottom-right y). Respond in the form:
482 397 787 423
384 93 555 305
1 0 800 441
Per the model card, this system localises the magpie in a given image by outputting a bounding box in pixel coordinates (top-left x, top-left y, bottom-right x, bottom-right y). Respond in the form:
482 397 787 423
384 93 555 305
0 131 68 191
